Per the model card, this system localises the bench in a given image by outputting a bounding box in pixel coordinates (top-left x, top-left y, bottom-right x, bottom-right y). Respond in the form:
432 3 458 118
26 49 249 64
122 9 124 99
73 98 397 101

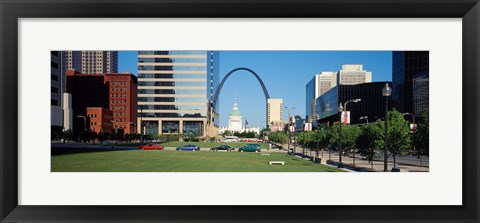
269 161 285 165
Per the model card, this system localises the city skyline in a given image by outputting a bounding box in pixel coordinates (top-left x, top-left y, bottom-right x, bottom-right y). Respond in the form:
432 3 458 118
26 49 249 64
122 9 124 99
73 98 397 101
119 51 392 128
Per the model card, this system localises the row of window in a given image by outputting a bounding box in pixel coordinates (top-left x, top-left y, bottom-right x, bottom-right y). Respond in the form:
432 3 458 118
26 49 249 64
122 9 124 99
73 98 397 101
138 97 206 102
138 82 206 87
87 113 98 118
112 106 127 111
138 58 207 63
112 88 127 92
138 74 206 79
113 94 127 98
112 81 128 86
138 66 207 71
112 100 127 104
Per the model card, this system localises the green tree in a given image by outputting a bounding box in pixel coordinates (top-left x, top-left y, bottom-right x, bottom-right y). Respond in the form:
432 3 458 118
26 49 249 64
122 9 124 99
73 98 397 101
356 124 383 166
413 109 429 161
376 109 412 167
259 128 271 140
328 123 361 155
269 131 288 144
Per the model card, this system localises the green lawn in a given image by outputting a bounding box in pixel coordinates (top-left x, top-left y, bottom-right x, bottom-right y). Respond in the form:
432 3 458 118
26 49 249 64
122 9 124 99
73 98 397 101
159 141 269 149
100 141 269 149
51 150 344 172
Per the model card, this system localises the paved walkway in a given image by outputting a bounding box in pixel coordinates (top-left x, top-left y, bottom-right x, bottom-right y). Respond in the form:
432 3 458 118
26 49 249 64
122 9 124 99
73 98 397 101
280 143 429 172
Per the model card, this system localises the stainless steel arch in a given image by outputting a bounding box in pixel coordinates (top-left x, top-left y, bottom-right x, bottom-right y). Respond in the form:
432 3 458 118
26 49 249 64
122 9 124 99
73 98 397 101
212 67 270 106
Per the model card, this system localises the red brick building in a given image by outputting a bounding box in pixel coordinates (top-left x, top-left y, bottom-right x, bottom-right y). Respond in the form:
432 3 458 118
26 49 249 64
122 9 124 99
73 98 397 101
66 70 138 134
86 107 113 133
104 73 138 134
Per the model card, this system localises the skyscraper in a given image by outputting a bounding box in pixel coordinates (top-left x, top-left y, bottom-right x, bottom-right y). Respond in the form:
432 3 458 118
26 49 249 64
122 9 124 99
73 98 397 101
65 51 118 74
51 51 64 133
338 64 372 85
305 71 337 122
316 82 391 125
392 51 429 118
137 51 219 138
267 98 283 127
66 70 138 134
306 64 370 119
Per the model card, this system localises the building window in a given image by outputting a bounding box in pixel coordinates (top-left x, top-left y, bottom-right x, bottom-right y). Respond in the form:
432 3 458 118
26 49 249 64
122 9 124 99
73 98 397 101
51 87 58 93
51 99 58 106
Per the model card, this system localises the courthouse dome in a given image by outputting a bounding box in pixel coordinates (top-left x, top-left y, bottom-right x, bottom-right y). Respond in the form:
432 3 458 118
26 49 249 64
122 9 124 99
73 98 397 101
229 100 242 117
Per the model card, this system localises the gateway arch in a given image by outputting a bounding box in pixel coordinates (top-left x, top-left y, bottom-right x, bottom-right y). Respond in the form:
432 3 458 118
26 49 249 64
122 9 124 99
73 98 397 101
210 67 271 128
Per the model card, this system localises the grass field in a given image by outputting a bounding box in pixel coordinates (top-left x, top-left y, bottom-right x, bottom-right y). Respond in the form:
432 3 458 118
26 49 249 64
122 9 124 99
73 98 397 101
159 141 269 149
101 141 269 149
51 150 344 172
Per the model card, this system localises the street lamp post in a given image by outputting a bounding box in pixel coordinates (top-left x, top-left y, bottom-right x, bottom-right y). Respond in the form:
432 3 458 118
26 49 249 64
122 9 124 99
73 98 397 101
302 120 306 156
337 99 361 168
338 103 344 168
314 114 320 158
285 106 295 154
382 83 392 172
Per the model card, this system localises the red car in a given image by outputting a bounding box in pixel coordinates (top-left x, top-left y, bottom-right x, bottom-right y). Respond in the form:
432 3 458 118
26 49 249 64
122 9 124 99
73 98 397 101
138 143 164 150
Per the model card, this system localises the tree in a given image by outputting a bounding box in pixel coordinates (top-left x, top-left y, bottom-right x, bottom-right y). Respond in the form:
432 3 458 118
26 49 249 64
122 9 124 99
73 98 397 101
328 123 361 155
269 131 288 144
376 109 412 167
222 130 233 137
356 123 383 167
259 128 271 140
413 109 429 163
64 129 74 142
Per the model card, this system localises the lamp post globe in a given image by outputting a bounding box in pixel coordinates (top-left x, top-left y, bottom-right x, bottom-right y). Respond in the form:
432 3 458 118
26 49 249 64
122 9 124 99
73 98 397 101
382 83 392 97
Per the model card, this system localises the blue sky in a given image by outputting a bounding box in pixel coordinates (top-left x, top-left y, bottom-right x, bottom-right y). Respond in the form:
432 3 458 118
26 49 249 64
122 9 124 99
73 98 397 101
119 51 392 129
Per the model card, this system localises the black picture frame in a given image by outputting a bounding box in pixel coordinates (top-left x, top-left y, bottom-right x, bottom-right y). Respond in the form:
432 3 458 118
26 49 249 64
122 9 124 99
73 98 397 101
1 0 478 222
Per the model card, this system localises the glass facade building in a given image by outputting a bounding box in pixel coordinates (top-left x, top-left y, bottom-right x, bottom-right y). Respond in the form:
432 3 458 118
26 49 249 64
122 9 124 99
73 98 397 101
392 51 429 118
137 51 219 137
316 82 391 125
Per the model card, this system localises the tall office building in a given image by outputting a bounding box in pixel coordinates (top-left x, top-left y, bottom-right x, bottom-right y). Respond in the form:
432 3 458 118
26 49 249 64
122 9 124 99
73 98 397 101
338 64 372 85
66 70 138 134
316 82 391 125
392 51 429 118
305 71 337 122
267 98 283 128
51 51 64 133
50 51 72 136
137 51 219 138
65 51 118 74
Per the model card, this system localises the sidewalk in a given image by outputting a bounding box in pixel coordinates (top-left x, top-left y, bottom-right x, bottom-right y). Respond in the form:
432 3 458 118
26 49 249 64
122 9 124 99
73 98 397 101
282 143 429 172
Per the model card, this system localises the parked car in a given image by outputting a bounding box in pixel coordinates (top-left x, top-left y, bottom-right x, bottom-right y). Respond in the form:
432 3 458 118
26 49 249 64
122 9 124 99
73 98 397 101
176 145 200 151
239 144 261 153
211 145 234 152
138 143 164 150
247 143 261 149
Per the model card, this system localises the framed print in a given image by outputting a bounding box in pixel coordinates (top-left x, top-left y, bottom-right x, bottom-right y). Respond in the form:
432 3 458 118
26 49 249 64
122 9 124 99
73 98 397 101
1 0 479 222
